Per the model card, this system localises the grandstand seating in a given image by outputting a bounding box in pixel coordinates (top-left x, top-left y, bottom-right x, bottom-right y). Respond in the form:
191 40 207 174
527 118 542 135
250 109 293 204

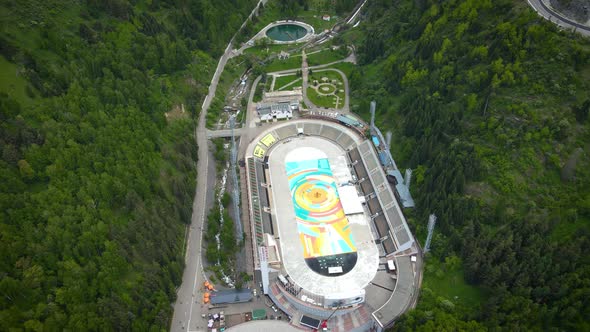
275 124 298 139
247 157 265 246
252 121 359 160
303 123 322 136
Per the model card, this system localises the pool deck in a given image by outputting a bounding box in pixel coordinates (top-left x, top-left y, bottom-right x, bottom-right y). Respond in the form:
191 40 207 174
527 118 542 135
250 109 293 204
267 136 379 297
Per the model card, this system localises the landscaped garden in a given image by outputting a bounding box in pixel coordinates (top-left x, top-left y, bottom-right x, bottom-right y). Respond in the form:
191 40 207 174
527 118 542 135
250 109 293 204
307 69 346 109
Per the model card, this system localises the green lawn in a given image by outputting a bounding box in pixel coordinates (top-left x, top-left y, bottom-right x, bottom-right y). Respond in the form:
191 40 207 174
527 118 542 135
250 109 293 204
310 69 344 82
326 62 355 78
273 74 301 91
295 10 339 32
307 86 339 108
307 48 349 66
243 43 294 57
264 56 302 72
0 55 36 106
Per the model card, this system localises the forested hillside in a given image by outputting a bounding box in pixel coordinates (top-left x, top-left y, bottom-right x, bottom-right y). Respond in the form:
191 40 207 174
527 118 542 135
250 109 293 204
0 0 255 330
348 0 590 330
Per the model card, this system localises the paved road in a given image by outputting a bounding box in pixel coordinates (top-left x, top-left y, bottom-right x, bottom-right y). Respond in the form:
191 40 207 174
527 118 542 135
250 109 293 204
207 128 244 138
170 2 267 331
170 44 230 332
527 0 590 37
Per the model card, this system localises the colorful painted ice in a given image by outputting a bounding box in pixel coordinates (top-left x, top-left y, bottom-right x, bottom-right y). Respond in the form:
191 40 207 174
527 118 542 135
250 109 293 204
286 158 357 259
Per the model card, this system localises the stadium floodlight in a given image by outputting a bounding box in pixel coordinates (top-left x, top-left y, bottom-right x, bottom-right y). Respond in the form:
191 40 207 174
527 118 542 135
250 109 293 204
424 214 437 254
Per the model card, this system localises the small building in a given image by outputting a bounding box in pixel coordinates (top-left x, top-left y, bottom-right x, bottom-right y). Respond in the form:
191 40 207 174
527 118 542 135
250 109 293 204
322 14 331 21
278 51 290 60
336 114 362 128
300 315 321 329
386 170 415 208
209 289 253 305
256 101 297 122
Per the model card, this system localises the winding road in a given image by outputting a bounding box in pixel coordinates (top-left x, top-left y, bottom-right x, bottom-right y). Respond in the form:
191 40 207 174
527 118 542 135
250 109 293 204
527 0 590 37
170 2 268 331
169 43 231 332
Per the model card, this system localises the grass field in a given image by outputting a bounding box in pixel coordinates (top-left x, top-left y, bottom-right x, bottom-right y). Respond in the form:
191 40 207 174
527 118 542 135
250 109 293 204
421 256 486 311
295 11 338 32
273 74 301 91
310 70 344 84
307 48 349 66
264 56 302 72
243 43 294 57
307 86 339 108
325 62 355 78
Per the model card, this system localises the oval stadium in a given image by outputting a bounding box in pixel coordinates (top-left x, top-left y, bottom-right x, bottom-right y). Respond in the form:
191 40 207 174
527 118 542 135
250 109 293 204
244 117 422 331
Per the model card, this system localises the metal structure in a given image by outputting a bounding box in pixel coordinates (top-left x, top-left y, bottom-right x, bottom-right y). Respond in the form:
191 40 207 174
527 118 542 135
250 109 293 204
229 115 243 239
369 101 416 208
424 214 436 254
404 169 412 189
370 100 376 128
385 131 392 150
369 101 398 170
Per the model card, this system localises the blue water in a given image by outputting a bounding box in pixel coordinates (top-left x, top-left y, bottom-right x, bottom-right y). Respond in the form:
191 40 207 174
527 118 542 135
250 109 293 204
266 24 308 41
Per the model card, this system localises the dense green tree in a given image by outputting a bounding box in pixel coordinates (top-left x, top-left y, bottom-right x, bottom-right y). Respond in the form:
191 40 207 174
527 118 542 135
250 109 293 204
0 0 256 330
350 0 590 330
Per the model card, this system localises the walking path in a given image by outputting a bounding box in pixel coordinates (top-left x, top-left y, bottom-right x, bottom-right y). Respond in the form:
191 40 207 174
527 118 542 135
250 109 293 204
301 50 313 112
277 77 301 91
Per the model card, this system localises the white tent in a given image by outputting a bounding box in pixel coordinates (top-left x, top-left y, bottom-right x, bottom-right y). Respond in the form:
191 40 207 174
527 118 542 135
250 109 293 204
337 185 363 215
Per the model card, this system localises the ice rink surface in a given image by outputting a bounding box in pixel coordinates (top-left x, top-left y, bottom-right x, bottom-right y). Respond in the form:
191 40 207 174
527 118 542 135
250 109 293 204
267 136 379 297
